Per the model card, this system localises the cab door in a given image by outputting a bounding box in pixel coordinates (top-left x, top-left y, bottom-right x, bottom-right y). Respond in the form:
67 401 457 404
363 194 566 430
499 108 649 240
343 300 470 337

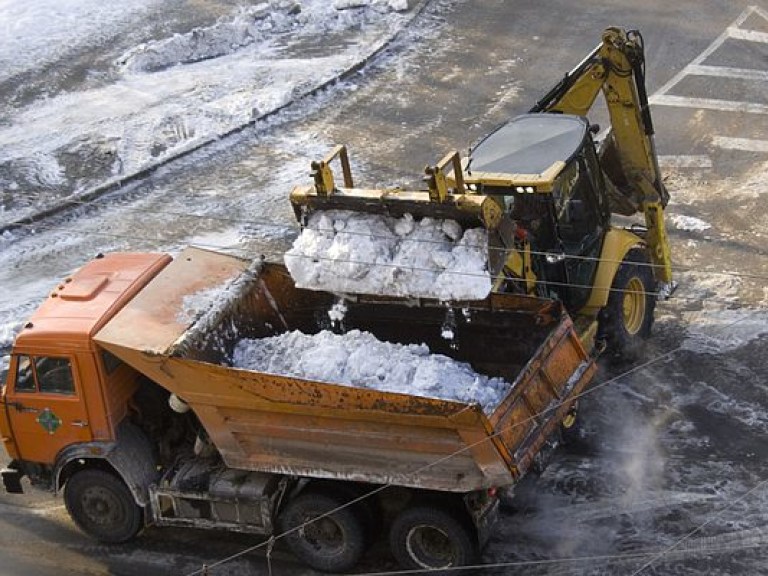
4 354 93 464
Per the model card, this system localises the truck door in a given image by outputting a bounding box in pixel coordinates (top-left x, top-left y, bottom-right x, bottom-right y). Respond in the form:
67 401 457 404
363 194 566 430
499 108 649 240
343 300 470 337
554 143 610 310
4 355 93 464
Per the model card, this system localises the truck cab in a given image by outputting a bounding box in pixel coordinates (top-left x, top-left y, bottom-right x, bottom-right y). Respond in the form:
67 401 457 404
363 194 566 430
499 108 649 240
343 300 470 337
1 253 171 492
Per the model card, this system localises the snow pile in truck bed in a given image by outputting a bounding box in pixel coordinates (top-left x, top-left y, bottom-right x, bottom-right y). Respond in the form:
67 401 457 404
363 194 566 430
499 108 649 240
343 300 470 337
232 329 511 414
285 210 492 301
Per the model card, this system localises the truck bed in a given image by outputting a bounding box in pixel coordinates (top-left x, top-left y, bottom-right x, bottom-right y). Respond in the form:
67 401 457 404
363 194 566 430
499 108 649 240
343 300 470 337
95 247 595 492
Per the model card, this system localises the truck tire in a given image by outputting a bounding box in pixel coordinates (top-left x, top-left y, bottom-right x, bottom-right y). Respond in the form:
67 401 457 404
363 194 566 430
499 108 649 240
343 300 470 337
390 506 478 570
600 248 656 360
64 469 143 543
277 491 366 573
307 481 380 546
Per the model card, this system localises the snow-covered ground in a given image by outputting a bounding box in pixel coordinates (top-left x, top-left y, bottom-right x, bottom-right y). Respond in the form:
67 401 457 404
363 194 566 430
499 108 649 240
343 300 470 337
0 0 156 83
233 328 511 413
285 209 491 300
0 0 416 224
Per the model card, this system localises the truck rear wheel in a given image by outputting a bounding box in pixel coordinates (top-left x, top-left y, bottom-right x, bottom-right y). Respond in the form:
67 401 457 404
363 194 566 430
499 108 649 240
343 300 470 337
277 491 366 573
64 469 143 543
390 506 478 570
307 481 380 546
600 248 656 360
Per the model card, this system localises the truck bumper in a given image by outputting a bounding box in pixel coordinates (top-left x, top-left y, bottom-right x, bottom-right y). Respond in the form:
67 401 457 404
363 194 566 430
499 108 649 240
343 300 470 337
1 464 24 494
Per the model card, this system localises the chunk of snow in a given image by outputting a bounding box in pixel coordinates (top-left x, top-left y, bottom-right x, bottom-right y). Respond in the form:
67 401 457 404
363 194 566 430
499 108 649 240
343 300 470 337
285 210 492 301
334 0 370 9
388 0 410 11
328 299 348 324
232 329 512 413
116 5 275 73
670 214 711 232
178 286 226 324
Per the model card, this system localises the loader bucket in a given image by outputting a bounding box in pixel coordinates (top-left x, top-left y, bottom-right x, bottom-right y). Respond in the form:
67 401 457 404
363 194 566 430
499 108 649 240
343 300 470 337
289 146 504 231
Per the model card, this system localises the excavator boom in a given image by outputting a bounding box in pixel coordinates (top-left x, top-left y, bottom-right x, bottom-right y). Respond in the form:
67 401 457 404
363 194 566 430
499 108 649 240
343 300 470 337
529 27 672 283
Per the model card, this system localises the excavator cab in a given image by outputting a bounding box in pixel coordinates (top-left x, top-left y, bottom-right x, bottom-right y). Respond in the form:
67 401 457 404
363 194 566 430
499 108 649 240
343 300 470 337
467 114 610 310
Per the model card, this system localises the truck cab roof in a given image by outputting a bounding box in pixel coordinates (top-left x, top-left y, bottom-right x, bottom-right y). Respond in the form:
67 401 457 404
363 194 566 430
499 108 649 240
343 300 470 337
13 253 171 353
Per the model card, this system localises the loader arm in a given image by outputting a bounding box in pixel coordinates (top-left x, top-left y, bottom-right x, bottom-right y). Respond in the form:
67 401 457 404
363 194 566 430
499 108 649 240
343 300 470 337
530 27 671 283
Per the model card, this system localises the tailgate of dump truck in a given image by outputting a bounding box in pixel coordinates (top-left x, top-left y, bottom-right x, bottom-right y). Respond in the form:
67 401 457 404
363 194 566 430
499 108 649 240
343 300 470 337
95 247 596 492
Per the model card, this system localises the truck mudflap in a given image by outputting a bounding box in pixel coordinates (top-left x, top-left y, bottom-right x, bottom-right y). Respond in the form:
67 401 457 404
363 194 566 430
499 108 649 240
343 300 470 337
475 495 500 549
1 463 23 494
95 247 596 493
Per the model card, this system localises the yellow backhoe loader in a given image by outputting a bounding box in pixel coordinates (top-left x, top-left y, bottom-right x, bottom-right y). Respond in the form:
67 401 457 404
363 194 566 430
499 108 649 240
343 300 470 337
290 27 673 358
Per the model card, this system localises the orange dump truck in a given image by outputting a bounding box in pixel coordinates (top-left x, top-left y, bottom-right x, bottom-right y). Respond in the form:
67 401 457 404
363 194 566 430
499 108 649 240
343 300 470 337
0 246 595 572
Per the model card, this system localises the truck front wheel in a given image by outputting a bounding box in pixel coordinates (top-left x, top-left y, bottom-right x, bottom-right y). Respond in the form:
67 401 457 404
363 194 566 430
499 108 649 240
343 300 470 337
390 506 478 570
278 491 366 572
600 248 656 360
64 469 143 543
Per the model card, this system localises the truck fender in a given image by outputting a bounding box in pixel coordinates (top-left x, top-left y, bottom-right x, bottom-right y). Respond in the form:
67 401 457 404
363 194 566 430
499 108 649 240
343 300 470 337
54 423 158 508
580 228 645 315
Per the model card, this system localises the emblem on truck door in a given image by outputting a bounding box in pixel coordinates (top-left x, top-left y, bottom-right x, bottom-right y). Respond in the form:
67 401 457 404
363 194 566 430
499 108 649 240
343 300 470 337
36 409 62 435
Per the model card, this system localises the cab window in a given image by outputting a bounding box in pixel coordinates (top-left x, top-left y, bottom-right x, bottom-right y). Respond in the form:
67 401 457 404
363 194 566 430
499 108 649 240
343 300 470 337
13 355 76 395
14 356 36 392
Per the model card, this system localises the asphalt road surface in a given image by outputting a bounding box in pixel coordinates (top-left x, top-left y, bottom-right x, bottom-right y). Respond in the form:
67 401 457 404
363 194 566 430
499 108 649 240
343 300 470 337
2 0 768 574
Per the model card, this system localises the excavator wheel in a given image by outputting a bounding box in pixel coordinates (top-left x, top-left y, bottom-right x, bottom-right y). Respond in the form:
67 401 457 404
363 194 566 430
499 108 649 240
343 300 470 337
600 248 656 361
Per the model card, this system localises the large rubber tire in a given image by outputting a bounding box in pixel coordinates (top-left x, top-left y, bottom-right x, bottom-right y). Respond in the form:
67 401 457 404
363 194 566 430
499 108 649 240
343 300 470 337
64 469 143 543
390 506 478 571
278 491 366 573
307 481 380 547
600 248 656 360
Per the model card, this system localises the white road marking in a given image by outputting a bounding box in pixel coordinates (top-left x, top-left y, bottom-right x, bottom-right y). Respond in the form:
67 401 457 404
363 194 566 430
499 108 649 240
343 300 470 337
651 5 757 99
728 27 768 44
686 64 768 82
657 155 713 169
652 5 768 124
650 94 768 115
712 136 768 152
